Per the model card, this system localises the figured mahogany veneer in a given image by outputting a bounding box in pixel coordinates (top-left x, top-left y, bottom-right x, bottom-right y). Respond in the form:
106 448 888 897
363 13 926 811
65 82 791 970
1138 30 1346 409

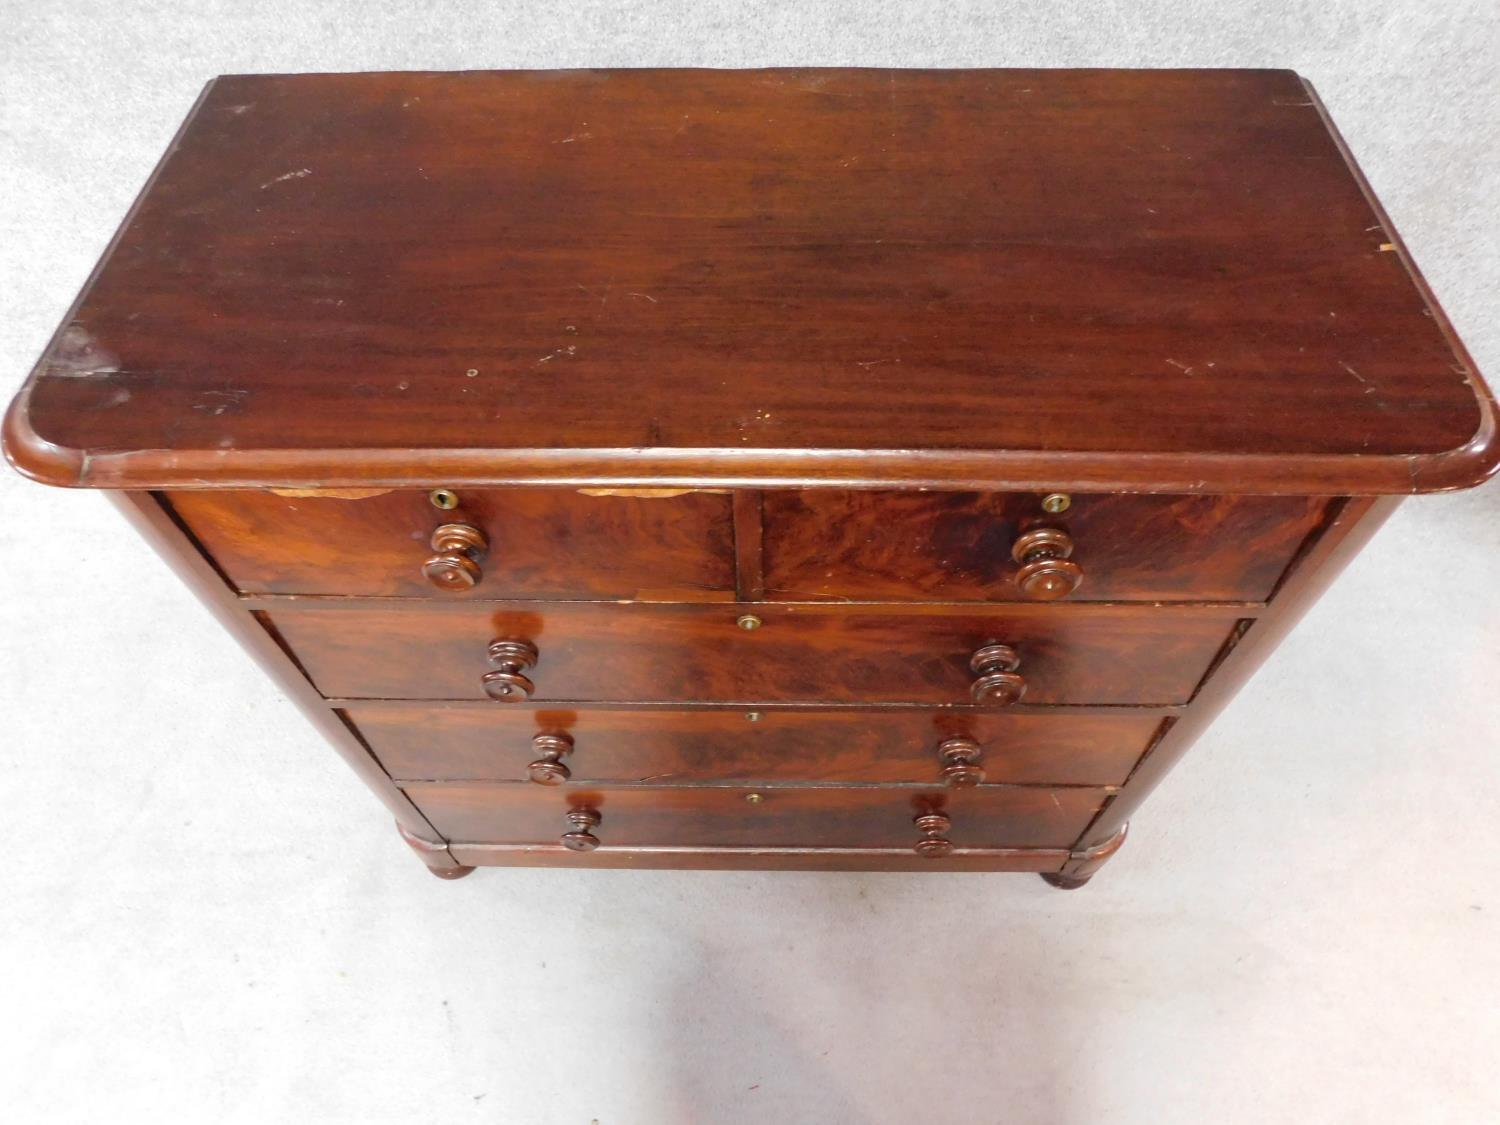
763 492 1333 603
167 487 736 601
266 601 1243 706
350 705 1166 787
5 69 1495 887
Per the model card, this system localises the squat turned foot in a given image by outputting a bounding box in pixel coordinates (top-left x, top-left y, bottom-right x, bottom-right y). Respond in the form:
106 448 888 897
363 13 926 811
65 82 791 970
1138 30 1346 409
397 822 475 880
1040 871 1094 890
1040 822 1128 891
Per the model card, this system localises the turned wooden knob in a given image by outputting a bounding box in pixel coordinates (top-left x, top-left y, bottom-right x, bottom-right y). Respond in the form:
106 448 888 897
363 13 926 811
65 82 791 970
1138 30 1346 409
527 732 574 785
1012 526 1082 600
913 811 954 857
481 639 539 701
970 642 1026 705
561 806 602 851
423 523 489 590
936 736 986 787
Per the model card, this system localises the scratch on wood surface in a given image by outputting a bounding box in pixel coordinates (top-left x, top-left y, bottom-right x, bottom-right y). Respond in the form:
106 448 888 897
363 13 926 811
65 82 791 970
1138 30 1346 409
536 345 577 366
1165 358 1194 374
192 388 250 415
627 292 658 303
260 168 311 189
1378 243 1397 252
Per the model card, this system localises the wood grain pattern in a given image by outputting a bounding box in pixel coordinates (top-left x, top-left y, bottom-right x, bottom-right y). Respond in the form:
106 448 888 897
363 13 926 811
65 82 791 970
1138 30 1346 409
6 70 1494 494
4 68 1483 884
763 491 1332 602
266 600 1243 705
348 704 1165 786
406 783 1108 849
166 487 735 600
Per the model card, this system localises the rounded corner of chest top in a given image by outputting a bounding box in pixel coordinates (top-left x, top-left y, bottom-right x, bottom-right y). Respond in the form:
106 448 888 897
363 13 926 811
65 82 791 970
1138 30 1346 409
2 384 90 488
1406 392 1500 494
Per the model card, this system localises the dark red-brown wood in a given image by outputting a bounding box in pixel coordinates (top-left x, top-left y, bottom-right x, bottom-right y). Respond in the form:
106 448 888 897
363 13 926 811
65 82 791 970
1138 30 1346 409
762 491 1332 602
348 703 1165 786
166 486 736 600
5 70 1495 494
4 70 1488 885
265 600 1244 706
406 783 1108 849
444 844 1070 872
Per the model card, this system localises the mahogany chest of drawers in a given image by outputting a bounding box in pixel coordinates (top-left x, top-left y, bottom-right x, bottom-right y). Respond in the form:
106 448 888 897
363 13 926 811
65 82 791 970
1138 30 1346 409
6 68 1495 886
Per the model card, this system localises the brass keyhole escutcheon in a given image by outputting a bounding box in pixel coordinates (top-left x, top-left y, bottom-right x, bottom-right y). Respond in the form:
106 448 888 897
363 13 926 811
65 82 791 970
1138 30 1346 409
429 488 460 510
737 614 763 631
1041 492 1071 514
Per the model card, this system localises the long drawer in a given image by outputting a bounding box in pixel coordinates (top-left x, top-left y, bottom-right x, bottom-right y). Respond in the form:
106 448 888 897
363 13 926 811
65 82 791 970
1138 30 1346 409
352 704 1165 786
270 602 1244 705
405 783 1108 850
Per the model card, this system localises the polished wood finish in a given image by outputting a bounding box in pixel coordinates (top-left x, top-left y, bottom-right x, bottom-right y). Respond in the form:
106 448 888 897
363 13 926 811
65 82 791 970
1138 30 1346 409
1040 822 1129 889
969 642 1028 705
559 806 603 851
732 490 766 601
5 70 1490 885
421 523 488 590
5 71 1495 495
762 492 1333 603
1010 527 1082 601
349 704 1164 786
444 844 1071 872
406 783 1107 849
267 601 1243 705
526 732 575 785
165 487 736 600
398 823 476 879
912 810 956 857
935 737 986 787
481 639 540 702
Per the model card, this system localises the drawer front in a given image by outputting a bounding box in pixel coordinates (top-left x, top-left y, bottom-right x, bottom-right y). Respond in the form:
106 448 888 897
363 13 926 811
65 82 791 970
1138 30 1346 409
353 705 1163 786
406 784 1107 850
271 602 1241 705
762 491 1330 603
167 487 736 600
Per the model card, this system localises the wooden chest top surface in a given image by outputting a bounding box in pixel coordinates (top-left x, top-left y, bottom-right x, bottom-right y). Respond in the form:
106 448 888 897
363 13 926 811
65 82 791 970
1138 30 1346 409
5 68 1495 492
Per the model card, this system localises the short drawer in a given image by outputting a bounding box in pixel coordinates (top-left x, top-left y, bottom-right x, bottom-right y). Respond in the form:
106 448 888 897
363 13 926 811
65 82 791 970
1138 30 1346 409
406 783 1108 850
269 601 1243 705
762 491 1330 603
353 704 1164 786
166 487 736 600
